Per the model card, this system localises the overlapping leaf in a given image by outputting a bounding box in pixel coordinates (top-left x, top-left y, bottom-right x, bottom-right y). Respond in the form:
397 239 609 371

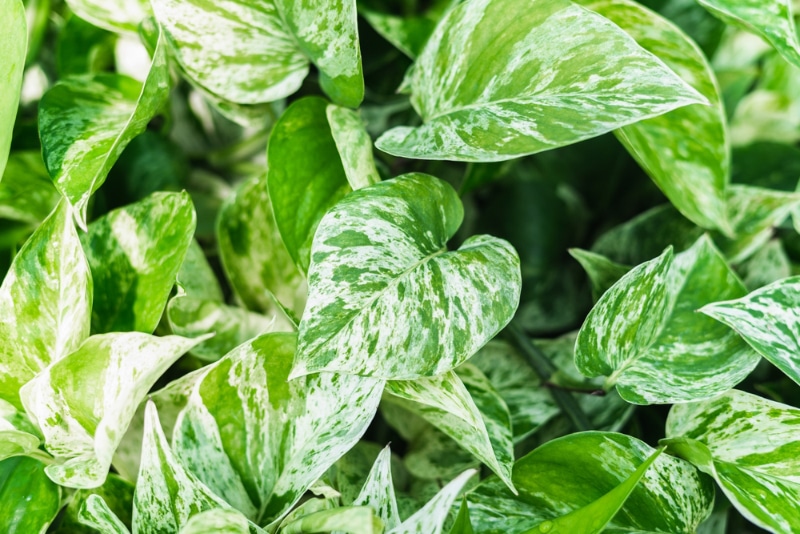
0 399 40 462
179 509 252 534
569 248 630 301
576 236 759 403
350 447 401 530
82 192 195 334
467 432 713 533
38 30 169 227
293 173 521 380
0 201 92 409
0 151 61 226
0 0 26 180
665 390 800 533
375 0 706 162
64 0 150 33
19 333 205 488
172 333 383 525
358 0 454 59
79 494 131 534
151 0 363 106
737 239 790 290
327 105 382 191
0 456 61 534
391 470 476 534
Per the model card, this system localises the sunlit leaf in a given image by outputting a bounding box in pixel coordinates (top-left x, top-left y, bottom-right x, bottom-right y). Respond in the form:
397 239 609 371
64 0 150 33
281 507 383 534
0 0 26 179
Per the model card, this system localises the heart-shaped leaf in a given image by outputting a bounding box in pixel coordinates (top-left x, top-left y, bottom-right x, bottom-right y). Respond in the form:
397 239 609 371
0 0 26 179
293 173 521 380
375 0 706 162
664 390 800 534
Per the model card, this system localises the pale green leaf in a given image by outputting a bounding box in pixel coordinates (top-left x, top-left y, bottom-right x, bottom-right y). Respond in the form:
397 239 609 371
217 174 306 317
293 173 521 380
151 0 363 106
0 201 92 409
82 191 196 334
39 31 169 227
576 236 759 404
352 446 401 530
326 105 381 190
390 470 476 534
403 425 479 482
281 507 383 534
375 0 706 162
64 0 150 33
79 495 131 534
0 151 60 226
0 0 26 180
0 456 61 534
172 333 383 525
737 239 791 290
385 365 515 491
180 509 252 534
579 0 731 234
176 240 223 302
569 248 631 302
267 97 353 275
0 397 40 462
467 432 713 534
701 275 800 386
665 390 800 534
697 0 800 69
19 332 207 488
61 473 134 532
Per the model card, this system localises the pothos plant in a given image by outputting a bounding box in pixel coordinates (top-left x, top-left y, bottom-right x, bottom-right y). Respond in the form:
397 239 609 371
2 0 800 531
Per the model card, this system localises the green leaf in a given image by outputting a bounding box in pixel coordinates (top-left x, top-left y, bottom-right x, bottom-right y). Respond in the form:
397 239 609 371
701 275 800 386
737 239 791 290
62 474 134 533
576 236 759 403
0 400 39 462
151 0 363 106
697 0 800 69
375 0 706 162
569 248 631 302
449 499 474 534
19 332 206 488
64 0 150 33
0 456 61 534
281 507 383 534
467 432 713 533
0 151 61 226
664 390 800 534
82 191 196 334
267 97 354 275
385 366 515 491
293 173 521 380
391 470 476 534
0 201 92 409
176 240 224 302
56 15 116 77
579 0 732 234
38 30 169 227
217 174 306 317
171 333 383 525
0 0 26 180
79 494 131 534
180 509 253 534
351 446 401 530
358 0 453 59
327 105 382 190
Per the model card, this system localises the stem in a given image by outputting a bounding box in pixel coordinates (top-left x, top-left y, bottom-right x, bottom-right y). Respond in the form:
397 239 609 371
505 322 593 432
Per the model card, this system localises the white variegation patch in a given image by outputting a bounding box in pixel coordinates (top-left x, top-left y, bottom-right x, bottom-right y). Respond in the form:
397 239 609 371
19 333 206 488
281 507 382 534
65 0 150 33
79 495 131 534
38 31 170 228
326 104 381 190
179 509 255 534
389 470 476 534
665 390 800 534
0 201 92 409
375 0 706 162
293 173 521 380
0 0 26 179
351 447 401 530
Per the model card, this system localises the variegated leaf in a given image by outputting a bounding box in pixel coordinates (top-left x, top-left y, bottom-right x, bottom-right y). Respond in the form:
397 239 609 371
151 0 362 106
375 0 706 162
176 240 223 302
64 0 150 33
0 456 61 534
327 104 381 190
293 173 521 380
737 239 791 290
82 191 196 334
282 507 383 534
0 398 40 462
0 201 92 409
0 151 61 226
217 174 306 318
61 473 134 533
385 366 514 491
19 333 206 488
467 432 713 533
180 509 254 534
38 31 169 227
351 447 401 530
390 470 476 534
701 275 800 386
664 390 800 533
578 0 732 234
267 97 354 275
569 248 630 302
171 333 383 526
79 495 131 534
0 0 26 179
403 425 479 482
358 0 454 59
576 236 759 404
697 0 800 69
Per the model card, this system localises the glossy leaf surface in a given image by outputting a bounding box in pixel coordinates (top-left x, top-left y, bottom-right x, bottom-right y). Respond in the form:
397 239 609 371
0 456 60 534
0 0 26 179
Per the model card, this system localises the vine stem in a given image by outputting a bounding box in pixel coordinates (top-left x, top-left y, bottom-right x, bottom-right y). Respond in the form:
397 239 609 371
504 322 593 432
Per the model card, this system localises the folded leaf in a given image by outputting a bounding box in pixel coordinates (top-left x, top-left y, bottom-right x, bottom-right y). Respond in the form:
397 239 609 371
64 0 150 33
79 494 131 534
39 30 169 227
375 0 706 162
0 456 61 534
293 173 521 380
665 390 800 534
0 0 26 179
0 201 92 409
19 332 207 488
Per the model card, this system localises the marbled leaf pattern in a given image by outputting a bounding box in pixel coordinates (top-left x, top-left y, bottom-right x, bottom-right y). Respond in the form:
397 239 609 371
79 494 131 534
326 104 381 190
38 31 169 227
64 0 150 33
0 0 26 179
665 390 800 533
293 173 521 380
351 447 401 530
19 333 206 488
375 0 706 162
390 470 476 534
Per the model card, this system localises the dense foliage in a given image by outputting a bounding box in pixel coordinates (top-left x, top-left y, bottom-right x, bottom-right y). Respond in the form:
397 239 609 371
2 0 800 532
